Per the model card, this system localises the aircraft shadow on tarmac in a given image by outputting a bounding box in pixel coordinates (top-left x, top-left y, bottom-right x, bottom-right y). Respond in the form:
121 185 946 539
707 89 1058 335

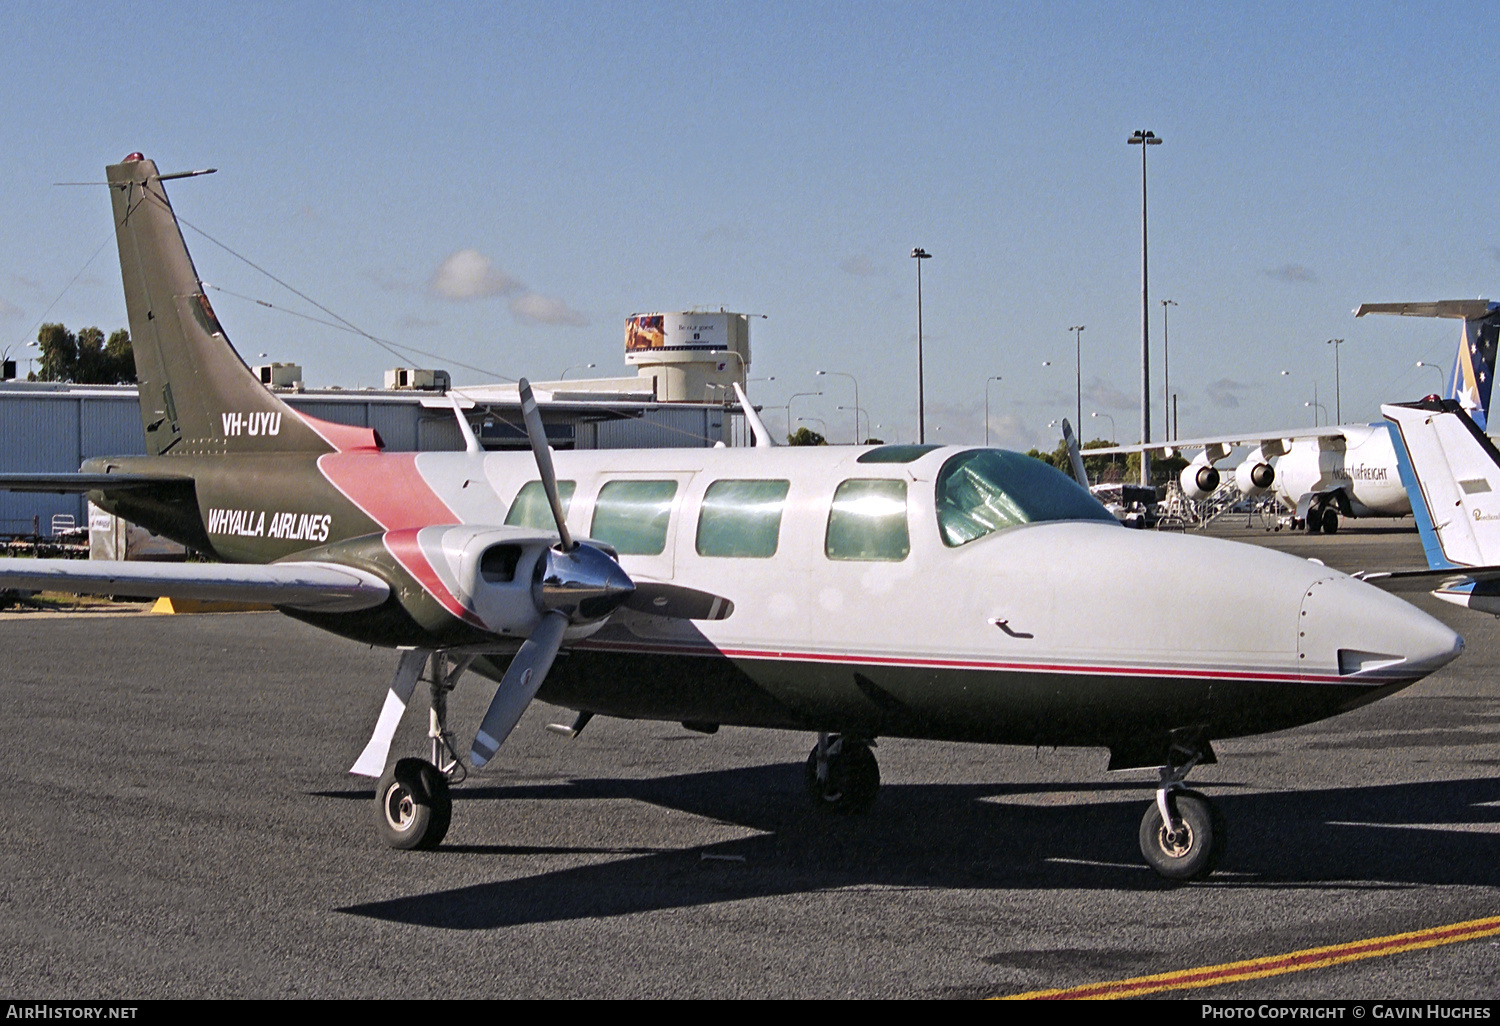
334 765 1500 930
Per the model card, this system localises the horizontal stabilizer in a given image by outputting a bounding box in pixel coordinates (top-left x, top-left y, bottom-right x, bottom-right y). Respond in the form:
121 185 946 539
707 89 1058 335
0 473 191 494
1356 300 1495 320
0 559 389 612
1353 566 1500 591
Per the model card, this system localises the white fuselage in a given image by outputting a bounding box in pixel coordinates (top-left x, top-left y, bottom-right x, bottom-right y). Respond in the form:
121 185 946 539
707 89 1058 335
324 442 1460 752
1271 423 1410 519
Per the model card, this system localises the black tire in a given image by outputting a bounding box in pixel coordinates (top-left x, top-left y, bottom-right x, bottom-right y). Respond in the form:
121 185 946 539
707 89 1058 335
804 738 881 815
1322 507 1340 534
1304 507 1322 534
1138 789 1222 881
374 757 452 850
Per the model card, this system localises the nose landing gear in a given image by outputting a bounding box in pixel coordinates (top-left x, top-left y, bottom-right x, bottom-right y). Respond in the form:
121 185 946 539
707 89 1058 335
1138 745 1224 880
805 733 880 815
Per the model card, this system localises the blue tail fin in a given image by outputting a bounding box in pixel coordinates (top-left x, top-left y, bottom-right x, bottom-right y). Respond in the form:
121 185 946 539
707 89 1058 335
1357 300 1500 430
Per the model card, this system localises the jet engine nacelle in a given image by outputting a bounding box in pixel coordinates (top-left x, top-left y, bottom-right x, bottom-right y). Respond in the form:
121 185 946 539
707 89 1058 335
1235 458 1276 497
1179 459 1221 501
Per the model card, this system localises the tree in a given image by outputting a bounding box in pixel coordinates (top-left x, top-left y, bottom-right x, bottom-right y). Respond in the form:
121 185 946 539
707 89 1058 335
33 323 134 384
787 426 827 446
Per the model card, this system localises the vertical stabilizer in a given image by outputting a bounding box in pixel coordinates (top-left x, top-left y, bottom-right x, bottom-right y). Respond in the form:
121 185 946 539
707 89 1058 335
1384 398 1500 568
108 154 375 455
1357 300 1500 430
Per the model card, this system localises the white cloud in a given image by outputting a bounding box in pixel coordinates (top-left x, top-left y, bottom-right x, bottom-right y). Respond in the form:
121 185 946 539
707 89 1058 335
509 292 589 327
429 249 524 300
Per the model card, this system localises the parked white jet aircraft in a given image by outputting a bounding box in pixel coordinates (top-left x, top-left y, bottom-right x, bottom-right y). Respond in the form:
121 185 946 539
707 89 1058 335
0 156 1468 881
1094 301 1500 533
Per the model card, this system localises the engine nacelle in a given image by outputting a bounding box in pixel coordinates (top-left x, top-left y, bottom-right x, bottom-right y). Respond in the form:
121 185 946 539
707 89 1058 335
1179 459 1221 501
1235 458 1275 496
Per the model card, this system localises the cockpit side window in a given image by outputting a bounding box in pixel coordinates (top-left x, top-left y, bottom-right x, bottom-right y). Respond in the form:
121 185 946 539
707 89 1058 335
935 449 1116 547
505 480 576 529
825 479 910 561
591 480 679 555
696 479 790 558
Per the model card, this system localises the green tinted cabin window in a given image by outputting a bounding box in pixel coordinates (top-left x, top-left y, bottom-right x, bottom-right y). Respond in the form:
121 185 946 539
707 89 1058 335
696 479 790 558
856 444 941 464
591 480 679 555
825 479 909 561
505 480 576 529
935 449 1116 547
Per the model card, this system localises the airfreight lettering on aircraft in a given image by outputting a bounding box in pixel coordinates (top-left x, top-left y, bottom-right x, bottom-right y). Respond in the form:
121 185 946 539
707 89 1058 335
207 507 331 541
221 411 282 437
1333 464 1389 482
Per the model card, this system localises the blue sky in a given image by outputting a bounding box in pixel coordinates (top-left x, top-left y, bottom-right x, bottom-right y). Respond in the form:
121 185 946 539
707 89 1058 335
1 1 1496 447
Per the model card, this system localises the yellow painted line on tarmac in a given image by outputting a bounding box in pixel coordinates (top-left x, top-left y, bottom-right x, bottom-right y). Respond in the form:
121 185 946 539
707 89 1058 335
997 914 1500 1000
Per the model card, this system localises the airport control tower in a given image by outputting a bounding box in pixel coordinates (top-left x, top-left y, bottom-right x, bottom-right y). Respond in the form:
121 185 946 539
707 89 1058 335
624 310 751 402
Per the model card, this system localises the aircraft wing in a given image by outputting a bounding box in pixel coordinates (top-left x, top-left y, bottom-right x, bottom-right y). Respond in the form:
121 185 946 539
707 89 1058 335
0 559 389 612
0 473 192 493
1085 425 1351 458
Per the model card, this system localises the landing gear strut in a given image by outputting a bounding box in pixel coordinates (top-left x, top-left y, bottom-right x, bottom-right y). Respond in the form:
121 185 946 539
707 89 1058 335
361 651 473 851
805 733 880 814
1138 745 1223 881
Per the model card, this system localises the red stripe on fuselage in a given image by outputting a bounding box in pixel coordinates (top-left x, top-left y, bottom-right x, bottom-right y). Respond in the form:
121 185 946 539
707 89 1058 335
296 411 382 453
381 527 485 627
318 451 458 531
318 452 483 627
571 638 1380 686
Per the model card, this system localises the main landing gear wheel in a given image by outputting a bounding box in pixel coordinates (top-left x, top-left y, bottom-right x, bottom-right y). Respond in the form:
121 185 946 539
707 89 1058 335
805 736 880 815
1321 506 1340 534
1138 788 1222 881
375 757 452 850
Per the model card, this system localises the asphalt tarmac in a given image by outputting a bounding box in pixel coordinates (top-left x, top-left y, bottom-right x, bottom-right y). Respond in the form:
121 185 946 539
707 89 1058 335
1 519 1497 999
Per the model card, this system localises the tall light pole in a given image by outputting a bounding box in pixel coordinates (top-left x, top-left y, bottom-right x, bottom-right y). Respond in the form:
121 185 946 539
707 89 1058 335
1327 338 1344 423
787 391 822 440
817 370 859 444
1129 129 1161 486
1092 411 1118 473
837 405 870 443
911 247 931 443
1068 325 1085 433
1416 360 1446 392
1161 298 1177 441
984 375 1003 446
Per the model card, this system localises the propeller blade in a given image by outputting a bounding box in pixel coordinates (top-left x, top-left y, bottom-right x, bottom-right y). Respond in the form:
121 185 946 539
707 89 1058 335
518 378 574 552
469 610 569 769
623 582 734 621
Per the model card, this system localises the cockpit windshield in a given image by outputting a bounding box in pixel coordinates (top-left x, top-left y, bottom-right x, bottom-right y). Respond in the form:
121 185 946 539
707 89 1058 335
935 449 1117 546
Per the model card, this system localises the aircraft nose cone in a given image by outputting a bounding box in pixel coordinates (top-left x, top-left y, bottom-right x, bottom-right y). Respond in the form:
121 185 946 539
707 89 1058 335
1298 575 1463 682
537 542 635 623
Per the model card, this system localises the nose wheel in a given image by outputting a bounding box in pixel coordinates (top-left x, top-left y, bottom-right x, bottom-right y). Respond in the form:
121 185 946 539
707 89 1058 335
805 734 880 815
375 757 452 850
1138 788 1222 880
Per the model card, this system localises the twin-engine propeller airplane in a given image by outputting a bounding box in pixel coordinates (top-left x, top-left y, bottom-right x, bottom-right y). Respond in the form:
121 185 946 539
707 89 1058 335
0 155 1468 879
1091 300 1500 533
